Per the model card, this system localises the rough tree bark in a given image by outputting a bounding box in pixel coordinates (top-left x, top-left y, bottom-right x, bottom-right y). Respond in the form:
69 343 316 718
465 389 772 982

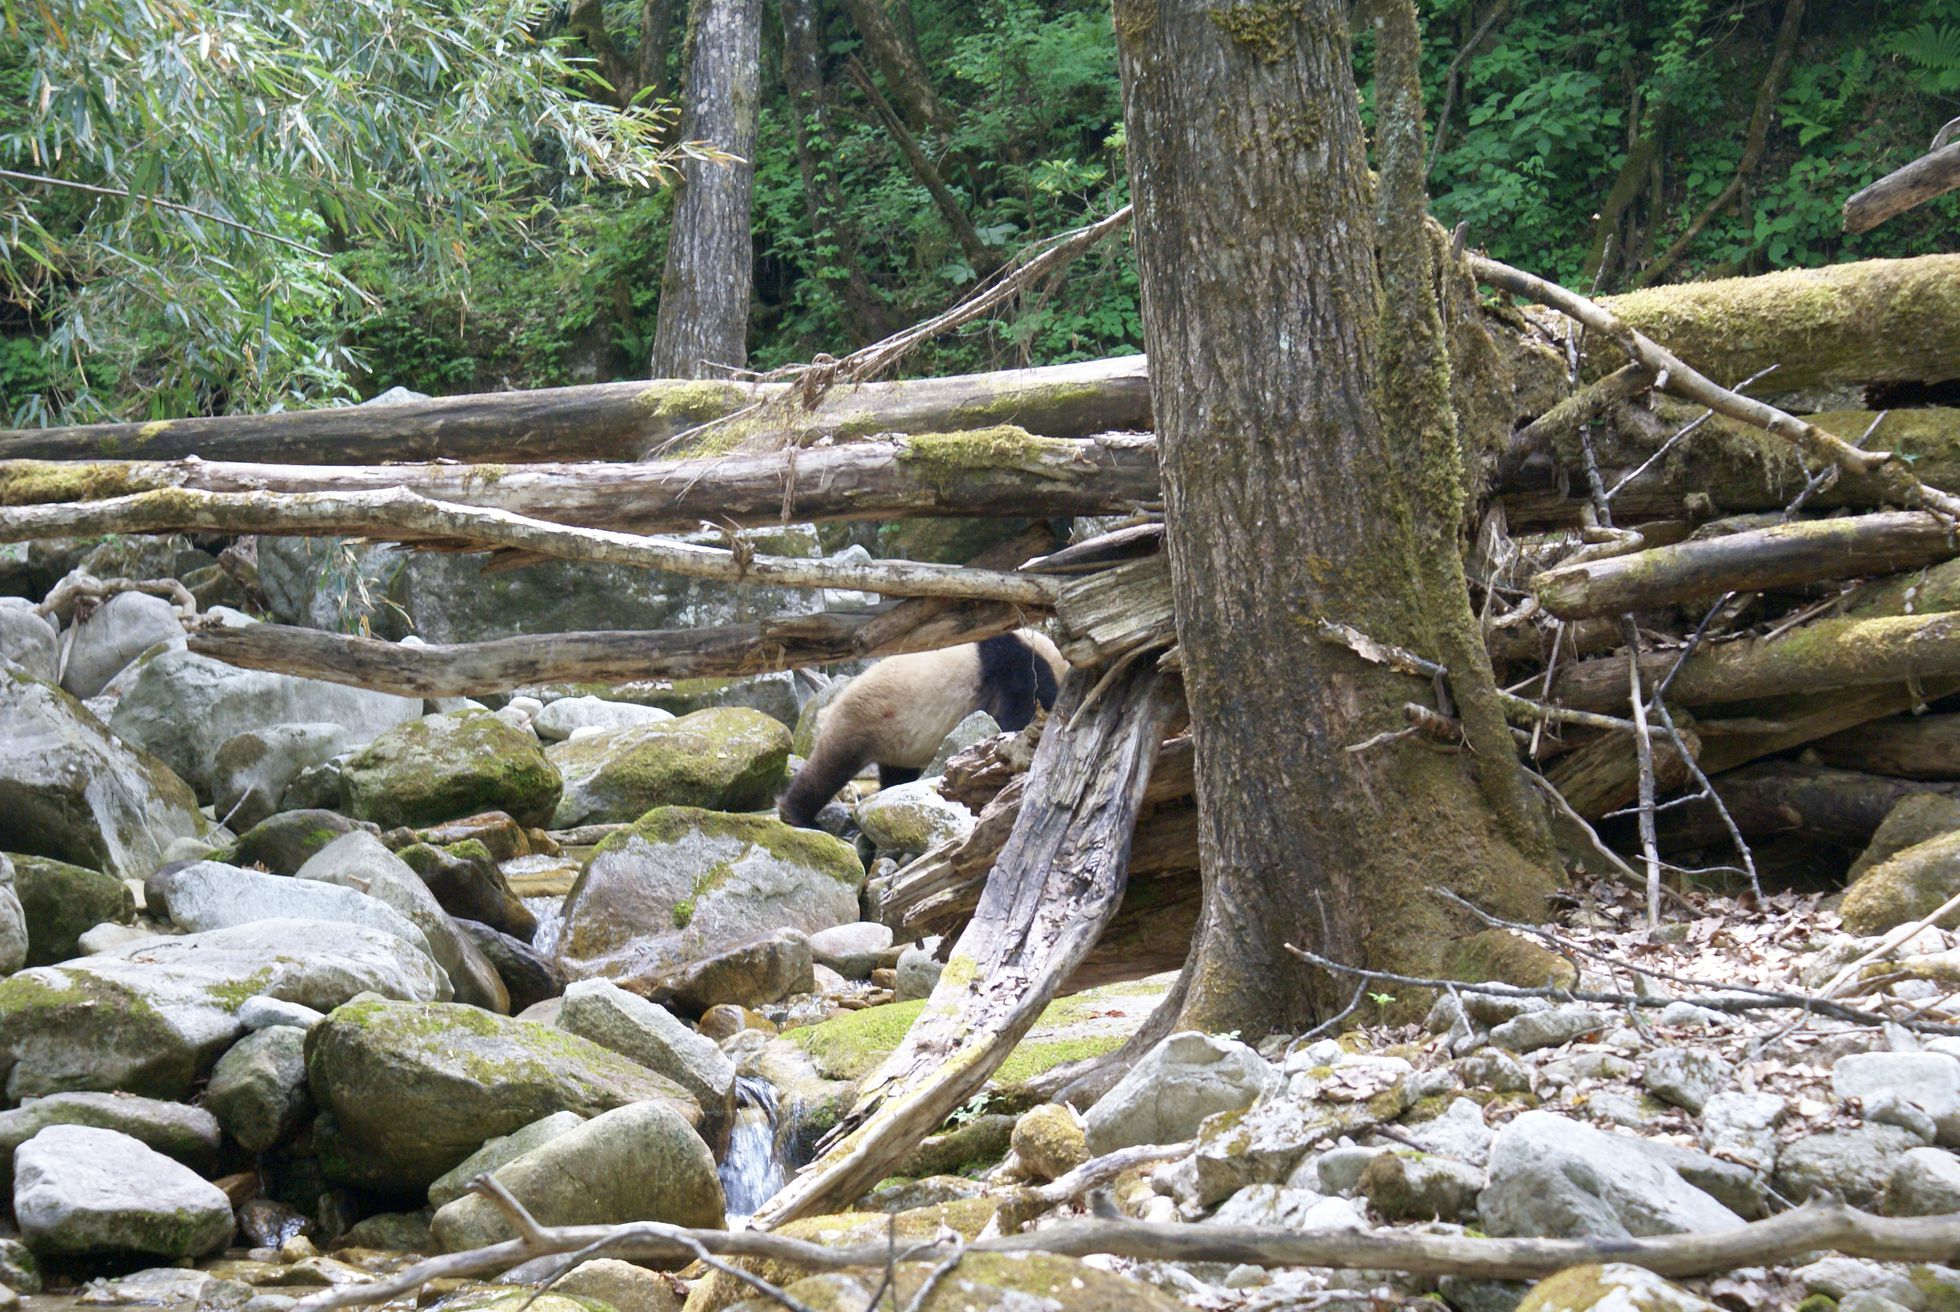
1113 0 1558 1034
649 0 763 378
841 0 951 139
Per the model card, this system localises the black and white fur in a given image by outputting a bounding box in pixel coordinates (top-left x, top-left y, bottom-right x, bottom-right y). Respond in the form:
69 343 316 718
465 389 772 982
777 629 1065 828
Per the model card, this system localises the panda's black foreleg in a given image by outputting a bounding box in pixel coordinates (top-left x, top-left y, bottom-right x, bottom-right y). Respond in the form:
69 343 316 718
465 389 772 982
779 737 869 828
878 764 922 789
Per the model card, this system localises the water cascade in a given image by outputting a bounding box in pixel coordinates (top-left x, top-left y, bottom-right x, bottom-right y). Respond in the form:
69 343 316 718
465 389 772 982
719 1075 792 1222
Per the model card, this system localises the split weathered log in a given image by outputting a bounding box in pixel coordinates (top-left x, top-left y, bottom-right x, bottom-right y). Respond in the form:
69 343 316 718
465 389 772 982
1543 722 1700 821
751 657 1177 1228
0 355 1151 465
1551 612 1960 713
185 600 1031 698
1473 255 1960 520
0 430 1160 532
1845 142 1960 234
1535 512 1960 620
1813 713 1960 781
1656 760 1960 851
0 486 1061 608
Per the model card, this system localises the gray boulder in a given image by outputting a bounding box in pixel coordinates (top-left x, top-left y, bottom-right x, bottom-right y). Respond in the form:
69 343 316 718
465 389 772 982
429 1101 723 1251
0 601 56 682
1834 1052 1960 1146
60 592 184 700
1774 1124 1929 1209
1356 1151 1485 1222
927 711 1001 777
211 723 350 833
0 858 26 977
655 929 814 1012
0 668 209 879
807 923 893 980
237 996 324 1032
161 862 432 957
546 708 791 828
533 697 673 742
228 810 372 876
1641 1047 1735 1114
428 1112 584 1209
1480 1111 1743 1239
0 1092 220 1185
303 998 701 1191
297 832 508 1012
854 782 974 857
1084 1032 1279 1155
1487 1006 1605 1053
895 945 943 1002
395 841 536 941
15 1125 233 1259
557 980 736 1143
1885 1146 1960 1216
204 1026 310 1152
11 854 134 966
1699 1091 1785 1174
0 919 449 1101
556 807 860 988
109 648 421 797
457 921 565 1015
342 711 562 831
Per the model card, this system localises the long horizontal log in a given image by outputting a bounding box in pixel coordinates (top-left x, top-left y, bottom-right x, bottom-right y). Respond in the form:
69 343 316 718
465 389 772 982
1551 612 1960 713
1535 512 1960 620
186 602 1029 698
1813 712 1960 781
0 430 1161 533
0 486 1062 607
0 356 1151 465
1656 760 1960 851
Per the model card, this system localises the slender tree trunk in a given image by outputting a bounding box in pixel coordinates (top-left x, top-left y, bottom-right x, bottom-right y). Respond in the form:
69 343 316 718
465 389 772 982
780 0 893 340
1113 0 1558 1035
841 0 950 139
650 0 763 378
639 0 680 105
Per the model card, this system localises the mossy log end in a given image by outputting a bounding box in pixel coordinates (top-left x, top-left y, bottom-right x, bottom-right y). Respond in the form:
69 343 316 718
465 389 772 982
1534 512 1960 620
0 356 1152 466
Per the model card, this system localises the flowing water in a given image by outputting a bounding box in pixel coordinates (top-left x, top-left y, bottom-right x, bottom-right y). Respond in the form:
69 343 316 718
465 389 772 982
719 1075 790 1222
524 894 565 960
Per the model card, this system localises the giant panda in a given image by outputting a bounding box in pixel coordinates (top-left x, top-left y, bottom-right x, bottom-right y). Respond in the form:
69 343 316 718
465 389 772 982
777 628 1066 828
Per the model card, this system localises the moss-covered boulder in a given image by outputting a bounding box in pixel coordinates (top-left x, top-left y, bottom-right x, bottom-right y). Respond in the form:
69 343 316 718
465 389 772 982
1010 1103 1088 1182
557 807 860 985
1851 793 1960 880
1445 928 1579 991
0 920 449 1102
304 998 702 1192
1517 1264 1719 1311
344 711 562 830
717 1251 1182 1312
9 854 136 966
430 1101 723 1250
227 810 373 876
1842 830 1960 935
0 668 209 880
397 839 537 940
546 708 791 829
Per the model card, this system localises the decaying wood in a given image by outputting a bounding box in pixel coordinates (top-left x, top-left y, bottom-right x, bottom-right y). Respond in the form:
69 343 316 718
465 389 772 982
0 431 1160 532
1052 552 1177 666
1814 712 1960 781
1543 722 1701 821
1845 141 1960 234
0 356 1151 465
0 486 1061 608
1551 612 1960 713
1535 512 1960 620
1472 255 1960 520
185 600 1032 698
751 658 1176 1228
1657 759 1960 851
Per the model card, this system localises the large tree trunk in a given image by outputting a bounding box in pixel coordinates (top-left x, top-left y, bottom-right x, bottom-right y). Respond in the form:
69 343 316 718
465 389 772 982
649 0 763 378
840 0 950 139
1113 0 1557 1035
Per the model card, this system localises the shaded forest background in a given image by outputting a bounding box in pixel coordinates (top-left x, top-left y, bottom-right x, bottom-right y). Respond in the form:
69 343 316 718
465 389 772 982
5 0 1960 426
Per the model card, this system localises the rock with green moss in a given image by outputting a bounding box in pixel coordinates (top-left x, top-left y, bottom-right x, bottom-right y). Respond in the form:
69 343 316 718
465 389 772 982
9 854 134 967
343 711 562 831
15 1125 234 1261
304 998 702 1191
853 782 974 858
1843 831 1960 935
1010 1103 1088 1182
1517 1264 1719 1311
212 723 351 835
0 858 27 977
0 919 449 1101
510 1257 680 1312
0 668 209 880
109 649 421 798
397 840 537 940
1445 928 1579 991
653 929 814 1012
0 1091 220 1186
1355 1149 1484 1222
557 807 860 984
626 673 800 727
204 1026 310 1153
1853 794 1960 880
431 1100 722 1250
898 1113 1014 1179
428 1111 584 1209
227 811 373 877
721 1250 1182 1312
546 709 791 829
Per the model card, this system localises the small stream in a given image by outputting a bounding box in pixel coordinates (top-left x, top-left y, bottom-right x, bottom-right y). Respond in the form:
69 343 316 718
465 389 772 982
720 1075 793 1222
524 894 565 960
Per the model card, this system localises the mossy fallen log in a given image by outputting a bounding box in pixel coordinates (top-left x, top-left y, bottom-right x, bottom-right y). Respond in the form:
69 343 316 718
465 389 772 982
1654 760 1960 851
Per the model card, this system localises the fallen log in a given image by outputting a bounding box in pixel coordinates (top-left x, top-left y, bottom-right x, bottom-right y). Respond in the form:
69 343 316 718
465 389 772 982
751 657 1177 1227
1655 760 1960 851
0 356 1152 465
1550 612 1960 713
0 486 1062 607
1813 712 1960 781
185 601 1031 697
1534 512 1960 620
0 430 1160 532
1543 723 1700 821
1845 141 1960 234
